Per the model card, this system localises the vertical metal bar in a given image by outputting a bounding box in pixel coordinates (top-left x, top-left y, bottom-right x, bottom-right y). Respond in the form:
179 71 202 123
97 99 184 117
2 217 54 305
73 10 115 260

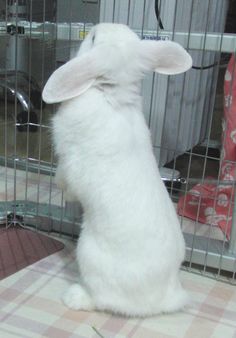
158 0 176 190
112 0 116 23
185 0 212 269
190 0 211 271
140 0 146 39
126 0 131 25
13 0 19 225
205 39 235 280
36 0 46 230
58 9 66 236
148 74 157 129
47 1 57 235
177 0 195 232
157 0 178 167
201 1 226 273
53 0 65 237
148 0 163 130
4 0 9 228
167 0 192 200
24 0 32 219
58 0 74 237
228 56 236 254
69 0 72 55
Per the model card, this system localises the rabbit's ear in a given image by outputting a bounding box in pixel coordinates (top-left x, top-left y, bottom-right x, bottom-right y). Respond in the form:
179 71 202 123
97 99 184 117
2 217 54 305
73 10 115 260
140 40 192 75
42 46 106 103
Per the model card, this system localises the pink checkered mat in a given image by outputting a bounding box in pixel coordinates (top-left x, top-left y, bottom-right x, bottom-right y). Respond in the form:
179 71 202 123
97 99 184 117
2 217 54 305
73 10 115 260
178 55 236 239
0 226 64 279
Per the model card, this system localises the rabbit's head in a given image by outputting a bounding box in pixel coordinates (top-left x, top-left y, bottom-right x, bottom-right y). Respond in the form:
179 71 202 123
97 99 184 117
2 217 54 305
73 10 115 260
42 23 192 104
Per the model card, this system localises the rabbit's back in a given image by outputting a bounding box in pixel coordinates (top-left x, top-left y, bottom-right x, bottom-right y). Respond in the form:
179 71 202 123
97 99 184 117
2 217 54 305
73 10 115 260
52 87 152 181
52 87 184 257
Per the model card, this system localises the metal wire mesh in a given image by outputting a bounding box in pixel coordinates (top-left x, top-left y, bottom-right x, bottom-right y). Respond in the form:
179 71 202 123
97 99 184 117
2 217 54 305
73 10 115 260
0 0 236 284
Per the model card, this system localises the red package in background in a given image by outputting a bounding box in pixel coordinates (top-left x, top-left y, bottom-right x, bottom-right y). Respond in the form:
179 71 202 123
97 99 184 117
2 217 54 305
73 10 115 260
178 55 236 239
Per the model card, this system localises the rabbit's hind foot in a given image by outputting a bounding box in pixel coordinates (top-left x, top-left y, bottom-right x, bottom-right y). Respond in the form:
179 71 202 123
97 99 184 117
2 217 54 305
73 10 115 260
62 283 95 311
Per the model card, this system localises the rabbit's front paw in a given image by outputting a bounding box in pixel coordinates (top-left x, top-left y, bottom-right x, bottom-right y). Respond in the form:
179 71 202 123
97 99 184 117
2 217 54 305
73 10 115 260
63 284 94 311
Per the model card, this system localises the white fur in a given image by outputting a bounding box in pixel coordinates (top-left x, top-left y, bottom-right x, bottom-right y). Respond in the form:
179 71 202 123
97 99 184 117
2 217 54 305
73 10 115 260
43 23 192 317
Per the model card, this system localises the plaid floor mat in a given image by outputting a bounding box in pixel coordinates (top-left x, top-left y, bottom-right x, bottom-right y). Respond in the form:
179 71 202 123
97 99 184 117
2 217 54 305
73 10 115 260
0 238 236 338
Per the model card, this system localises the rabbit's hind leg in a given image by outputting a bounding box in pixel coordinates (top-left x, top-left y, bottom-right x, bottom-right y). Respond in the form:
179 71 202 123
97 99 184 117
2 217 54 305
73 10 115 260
63 283 95 311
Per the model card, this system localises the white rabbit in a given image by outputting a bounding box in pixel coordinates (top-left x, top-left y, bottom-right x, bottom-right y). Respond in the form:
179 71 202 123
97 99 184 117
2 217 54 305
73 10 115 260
42 23 192 317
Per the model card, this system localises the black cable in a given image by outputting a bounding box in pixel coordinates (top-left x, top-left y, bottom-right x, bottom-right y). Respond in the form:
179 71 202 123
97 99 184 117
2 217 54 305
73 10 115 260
192 63 219 70
154 0 164 30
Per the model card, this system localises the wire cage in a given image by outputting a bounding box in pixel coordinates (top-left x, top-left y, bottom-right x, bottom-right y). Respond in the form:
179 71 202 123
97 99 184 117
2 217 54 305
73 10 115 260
0 0 236 284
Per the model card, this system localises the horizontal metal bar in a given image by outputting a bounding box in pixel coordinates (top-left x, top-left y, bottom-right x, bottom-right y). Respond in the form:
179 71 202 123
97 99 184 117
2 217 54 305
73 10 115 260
0 200 82 237
0 21 236 53
0 156 56 176
169 177 236 186
158 31 236 53
184 233 236 273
